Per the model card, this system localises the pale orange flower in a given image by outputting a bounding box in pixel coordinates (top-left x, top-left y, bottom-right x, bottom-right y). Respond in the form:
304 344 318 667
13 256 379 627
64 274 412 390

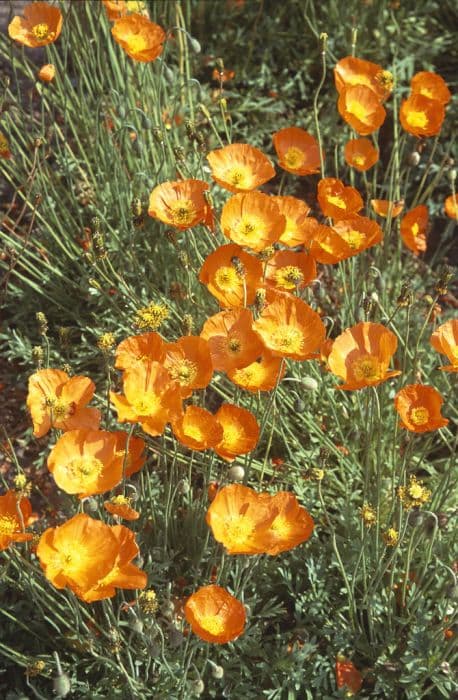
394 384 448 433
8 2 63 48
207 143 275 193
227 351 285 392
221 191 285 252
172 405 223 451
310 216 382 264
148 180 213 230
272 127 321 176
317 178 363 220
338 85 386 135
271 196 316 247
115 332 166 370
164 336 213 397
37 63 55 82
185 585 246 643
0 490 34 551
111 13 165 62
400 94 445 138
214 404 260 462
264 250 316 292
400 205 428 256
430 320 458 372
200 308 264 372
263 492 314 555
104 495 140 521
344 137 379 171
371 199 404 218
444 194 458 220
410 71 451 106
334 56 392 101
199 243 263 308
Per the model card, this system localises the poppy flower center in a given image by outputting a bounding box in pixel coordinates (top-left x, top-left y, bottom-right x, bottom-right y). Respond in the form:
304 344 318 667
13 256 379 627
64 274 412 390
353 155 366 166
409 407 429 426
237 216 261 239
184 423 205 442
31 23 51 42
270 515 291 538
66 456 104 480
340 229 365 249
271 326 303 354
405 110 428 129
214 266 242 291
326 194 346 210
351 356 381 382
226 166 251 188
0 514 17 535
411 223 420 237
226 514 255 544
376 70 394 92
133 394 161 417
347 99 370 122
169 200 197 227
284 147 305 170
198 615 226 636
275 266 304 290
228 337 241 353
168 359 198 385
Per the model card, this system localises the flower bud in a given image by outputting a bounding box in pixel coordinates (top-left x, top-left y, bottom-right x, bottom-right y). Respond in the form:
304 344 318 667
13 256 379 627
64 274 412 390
177 479 190 495
190 679 205 696
211 664 224 679
53 673 71 698
302 377 318 391
228 466 245 482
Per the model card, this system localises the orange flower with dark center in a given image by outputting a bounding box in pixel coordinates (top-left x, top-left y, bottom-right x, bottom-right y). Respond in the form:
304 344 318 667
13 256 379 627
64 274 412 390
444 194 458 219
317 178 363 220
115 331 165 370
148 179 213 230
334 56 391 101
200 308 264 372
263 492 314 555
253 294 325 361
371 199 404 218
271 196 316 247
328 322 400 391
227 351 285 392
400 205 428 255
37 63 55 83
400 94 445 138
185 585 246 644
111 13 165 62
110 360 183 437
221 191 285 252
0 132 12 160
164 336 213 397
206 484 277 554
264 250 316 292
394 384 448 433
0 490 34 551
27 369 101 438
344 137 379 171
199 243 263 307
430 320 458 372
104 495 139 521
310 217 383 264
338 85 386 135
172 406 223 451
214 404 260 462
272 127 321 176
335 656 363 695
8 2 63 48
207 143 275 193
410 71 451 105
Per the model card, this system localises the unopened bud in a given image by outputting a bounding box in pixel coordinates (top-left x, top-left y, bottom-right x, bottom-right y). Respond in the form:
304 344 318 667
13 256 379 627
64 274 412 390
228 466 245 482
173 146 185 162
53 672 71 698
190 679 205 696
302 377 318 391
407 151 421 167
293 397 305 413
211 664 224 679
188 36 201 53
177 479 190 495
131 618 144 634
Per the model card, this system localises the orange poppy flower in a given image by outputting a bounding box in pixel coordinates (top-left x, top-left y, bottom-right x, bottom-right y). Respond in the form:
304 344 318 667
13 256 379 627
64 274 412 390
37 63 55 83
272 127 321 176
410 71 451 106
111 13 165 62
400 205 428 256
221 191 285 252
200 308 264 372
8 2 63 48
310 216 383 264
263 492 314 555
271 196 315 247
164 336 213 397
444 194 458 219
207 143 275 193
371 199 404 218
394 384 448 433
206 484 277 554
227 351 285 392
104 495 139 521
334 56 391 101
103 0 147 20
148 179 213 230
110 361 183 437
430 319 458 372
264 250 316 292
0 133 12 160
214 404 260 462
199 243 263 308
184 584 246 644
113 431 146 478
252 295 325 361
344 137 379 171
400 94 445 138
212 67 235 82
27 369 101 438
328 322 400 391
317 178 363 220
335 656 363 695
172 405 223 451
115 331 166 370
0 490 34 551
338 85 386 135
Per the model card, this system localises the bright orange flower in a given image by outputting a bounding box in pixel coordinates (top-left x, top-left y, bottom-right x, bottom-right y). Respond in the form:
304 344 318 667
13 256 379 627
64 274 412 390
104 495 139 521
199 243 263 307
111 13 165 62
221 191 285 252
0 490 34 551
430 320 458 372
37 514 146 602
400 205 428 256
334 56 391 101
317 178 363 220
8 2 62 48
444 194 458 219
410 71 451 105
172 405 223 451
115 332 166 370
328 322 400 391
185 584 246 644
113 431 146 478
400 94 445 138
0 132 12 160
148 179 213 230
263 492 314 555
338 85 386 135
200 308 264 372
164 336 213 397
394 384 448 433
110 361 183 437
264 250 316 292
335 656 363 695
310 216 383 264
27 369 101 438
214 404 260 462
252 295 325 361
271 196 315 247
344 137 379 171
371 199 404 218
37 63 55 83
227 351 285 392
207 143 275 193
206 484 277 554
103 0 147 20
272 127 321 176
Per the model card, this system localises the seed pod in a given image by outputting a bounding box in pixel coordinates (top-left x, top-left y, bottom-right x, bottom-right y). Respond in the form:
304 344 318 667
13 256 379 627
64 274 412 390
228 466 245 482
293 397 305 413
302 377 318 391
